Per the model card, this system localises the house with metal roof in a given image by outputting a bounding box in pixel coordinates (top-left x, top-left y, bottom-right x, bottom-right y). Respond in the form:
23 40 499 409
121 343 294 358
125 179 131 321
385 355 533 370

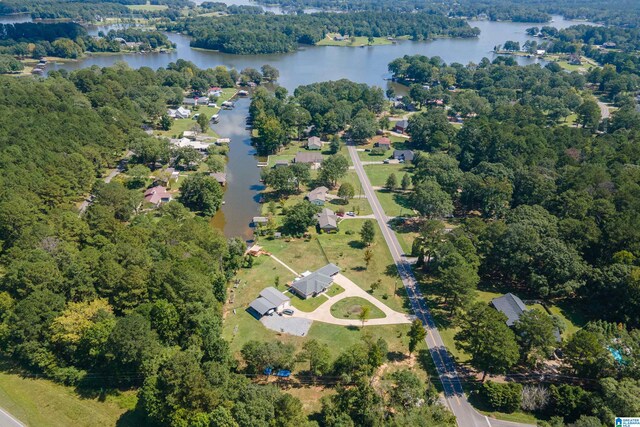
392 150 415 162
491 293 527 326
289 264 340 299
307 136 324 150
293 151 323 169
248 287 291 317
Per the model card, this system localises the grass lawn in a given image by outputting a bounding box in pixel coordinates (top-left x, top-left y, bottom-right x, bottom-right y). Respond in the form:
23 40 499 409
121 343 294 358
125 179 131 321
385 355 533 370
127 3 168 11
375 190 415 217
330 297 386 320
394 229 417 255
289 293 328 312
364 163 413 188
0 363 142 427
316 34 393 47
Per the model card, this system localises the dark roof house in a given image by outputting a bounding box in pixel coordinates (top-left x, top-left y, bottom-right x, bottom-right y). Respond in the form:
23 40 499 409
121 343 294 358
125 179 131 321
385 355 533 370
393 150 415 162
290 264 340 299
491 293 527 327
395 119 409 133
317 208 338 231
294 151 323 165
211 172 226 186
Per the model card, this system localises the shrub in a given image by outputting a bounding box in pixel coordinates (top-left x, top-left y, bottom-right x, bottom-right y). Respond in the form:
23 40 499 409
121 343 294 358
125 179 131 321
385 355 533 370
482 381 523 413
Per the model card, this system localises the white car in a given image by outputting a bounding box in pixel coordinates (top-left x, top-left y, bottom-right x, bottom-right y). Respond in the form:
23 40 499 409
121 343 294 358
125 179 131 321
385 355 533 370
346 212 355 217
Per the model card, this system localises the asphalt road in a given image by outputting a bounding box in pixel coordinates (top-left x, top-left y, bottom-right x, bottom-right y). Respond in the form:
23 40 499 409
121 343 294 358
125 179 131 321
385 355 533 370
347 143 533 427
0 407 24 427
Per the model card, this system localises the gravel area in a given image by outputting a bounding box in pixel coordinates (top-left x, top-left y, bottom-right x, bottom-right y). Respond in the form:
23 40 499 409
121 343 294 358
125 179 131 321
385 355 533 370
261 314 313 336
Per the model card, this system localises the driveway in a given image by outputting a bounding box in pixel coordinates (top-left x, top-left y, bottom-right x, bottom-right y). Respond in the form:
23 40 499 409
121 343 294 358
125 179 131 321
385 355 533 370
291 273 413 326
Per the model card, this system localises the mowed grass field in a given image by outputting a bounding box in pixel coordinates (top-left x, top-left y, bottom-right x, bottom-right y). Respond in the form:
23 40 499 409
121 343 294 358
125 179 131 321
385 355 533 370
0 364 142 427
127 3 168 11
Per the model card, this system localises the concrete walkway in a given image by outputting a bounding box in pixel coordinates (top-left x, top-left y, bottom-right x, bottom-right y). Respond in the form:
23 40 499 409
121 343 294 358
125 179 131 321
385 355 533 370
269 254 300 277
291 273 413 326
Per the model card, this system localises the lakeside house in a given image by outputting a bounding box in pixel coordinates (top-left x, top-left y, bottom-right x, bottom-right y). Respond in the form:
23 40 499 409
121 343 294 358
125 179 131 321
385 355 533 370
293 151 323 169
306 186 329 206
392 150 415 162
375 137 391 150
167 106 191 119
249 287 291 317
170 137 210 153
252 216 269 227
144 185 172 206
183 97 201 106
290 264 340 299
317 208 338 232
273 160 290 168
394 119 409 134
307 136 323 150
211 172 226 186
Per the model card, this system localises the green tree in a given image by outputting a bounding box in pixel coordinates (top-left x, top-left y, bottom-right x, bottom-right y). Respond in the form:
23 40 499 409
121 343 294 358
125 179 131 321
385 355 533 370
564 329 610 378
160 114 172 131
106 313 159 383
197 113 209 132
401 173 411 191
358 305 371 327
261 64 279 82
408 319 426 355
576 99 601 130
319 154 349 188
338 183 355 201
455 303 519 381
360 220 376 246
350 110 377 144
409 178 453 218
178 174 224 216
481 381 523 413
513 308 558 367
283 201 318 236
385 173 398 191
389 369 424 410
126 164 150 189
437 252 478 313
363 248 373 269
300 339 332 377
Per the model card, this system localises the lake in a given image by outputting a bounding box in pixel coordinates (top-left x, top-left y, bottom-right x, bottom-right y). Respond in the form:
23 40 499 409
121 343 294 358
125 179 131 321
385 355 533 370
42 13 592 238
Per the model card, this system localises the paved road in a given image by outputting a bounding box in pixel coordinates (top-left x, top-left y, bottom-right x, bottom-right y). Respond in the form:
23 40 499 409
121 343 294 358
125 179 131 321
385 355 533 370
347 143 532 427
0 407 25 427
597 101 610 119
78 151 133 216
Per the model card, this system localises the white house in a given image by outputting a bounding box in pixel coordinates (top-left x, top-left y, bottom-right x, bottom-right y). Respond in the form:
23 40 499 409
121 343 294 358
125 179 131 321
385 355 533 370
167 106 191 119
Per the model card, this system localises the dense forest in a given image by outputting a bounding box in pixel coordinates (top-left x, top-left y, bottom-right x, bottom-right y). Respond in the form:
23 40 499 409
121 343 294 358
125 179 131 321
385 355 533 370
251 0 640 26
0 0 190 21
164 12 479 54
0 22 174 59
379 55 640 423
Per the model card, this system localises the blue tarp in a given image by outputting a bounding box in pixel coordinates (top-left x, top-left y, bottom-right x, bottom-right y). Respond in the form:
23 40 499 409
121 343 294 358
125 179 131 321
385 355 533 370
264 367 273 375
276 370 291 378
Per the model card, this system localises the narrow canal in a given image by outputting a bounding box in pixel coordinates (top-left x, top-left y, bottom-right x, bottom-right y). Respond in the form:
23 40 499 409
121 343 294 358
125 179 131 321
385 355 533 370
209 98 265 239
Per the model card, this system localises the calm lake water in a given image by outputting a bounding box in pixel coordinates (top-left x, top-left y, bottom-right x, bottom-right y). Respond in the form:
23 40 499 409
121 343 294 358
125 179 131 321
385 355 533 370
41 13 592 238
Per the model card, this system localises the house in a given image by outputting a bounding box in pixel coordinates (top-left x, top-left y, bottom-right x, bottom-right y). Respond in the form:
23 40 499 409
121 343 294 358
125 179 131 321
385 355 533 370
208 87 222 97
289 264 340 299
394 119 409 134
216 138 230 145
307 136 323 150
183 97 199 106
273 160 290 168
536 49 546 56
317 208 338 232
252 216 269 226
238 90 249 97
144 185 172 206
491 293 527 327
211 172 226 186
293 151 323 169
375 137 391 150
167 106 191 119
306 186 329 206
393 150 415 163
165 167 180 182
602 42 617 49
491 293 561 341
170 137 210 153
249 287 291 317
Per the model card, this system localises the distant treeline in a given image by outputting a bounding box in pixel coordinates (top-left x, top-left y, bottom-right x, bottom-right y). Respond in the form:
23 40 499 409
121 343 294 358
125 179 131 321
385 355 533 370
0 0 190 21
0 22 173 59
252 0 640 26
165 12 479 55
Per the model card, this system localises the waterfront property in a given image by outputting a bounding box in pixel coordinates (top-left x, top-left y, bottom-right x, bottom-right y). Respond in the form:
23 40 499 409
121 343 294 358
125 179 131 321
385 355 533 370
248 287 291 317
290 264 341 299
167 106 191 119
170 137 210 153
211 172 227 186
293 151 323 169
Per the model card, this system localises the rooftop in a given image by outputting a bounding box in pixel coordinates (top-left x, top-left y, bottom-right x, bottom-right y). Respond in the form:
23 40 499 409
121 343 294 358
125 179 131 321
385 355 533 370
491 293 527 327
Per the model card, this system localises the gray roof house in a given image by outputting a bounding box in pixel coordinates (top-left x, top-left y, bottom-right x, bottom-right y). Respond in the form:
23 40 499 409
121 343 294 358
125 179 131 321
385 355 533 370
307 136 323 150
317 208 338 232
294 151 323 168
491 293 527 327
290 263 340 299
393 150 415 162
394 119 409 133
211 172 226 186
306 186 329 205
249 287 291 317
273 160 290 168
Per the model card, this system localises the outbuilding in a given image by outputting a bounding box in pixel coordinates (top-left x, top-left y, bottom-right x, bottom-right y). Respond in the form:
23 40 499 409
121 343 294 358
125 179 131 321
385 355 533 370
249 287 291 317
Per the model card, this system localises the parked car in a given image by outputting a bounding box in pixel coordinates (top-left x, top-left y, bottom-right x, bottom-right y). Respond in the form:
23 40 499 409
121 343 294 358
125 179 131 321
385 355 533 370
283 309 294 316
346 212 355 217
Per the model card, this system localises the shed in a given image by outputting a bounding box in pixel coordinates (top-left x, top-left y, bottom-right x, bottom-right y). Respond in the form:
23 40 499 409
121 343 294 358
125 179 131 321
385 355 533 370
394 119 409 134
249 286 291 317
